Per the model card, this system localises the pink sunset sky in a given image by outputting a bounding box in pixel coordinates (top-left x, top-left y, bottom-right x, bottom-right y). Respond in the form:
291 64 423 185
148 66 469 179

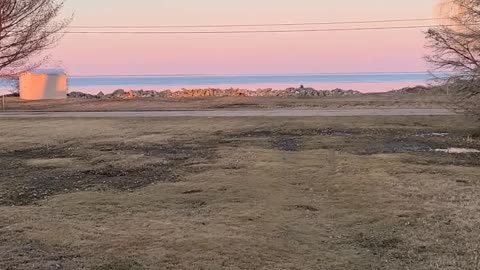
52 0 440 76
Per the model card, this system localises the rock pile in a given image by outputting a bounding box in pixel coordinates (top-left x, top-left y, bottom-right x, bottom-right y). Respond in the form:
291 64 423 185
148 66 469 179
67 87 362 99
67 92 97 99
68 89 167 99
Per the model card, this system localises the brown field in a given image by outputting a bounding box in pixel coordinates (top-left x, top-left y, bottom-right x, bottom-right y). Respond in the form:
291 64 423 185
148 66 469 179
1 115 480 269
2 93 452 112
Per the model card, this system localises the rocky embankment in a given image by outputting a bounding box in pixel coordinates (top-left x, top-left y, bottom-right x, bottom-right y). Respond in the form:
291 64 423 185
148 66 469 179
68 87 362 99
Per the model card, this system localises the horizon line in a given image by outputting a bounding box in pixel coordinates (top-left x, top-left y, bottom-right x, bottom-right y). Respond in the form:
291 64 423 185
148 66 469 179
67 71 435 78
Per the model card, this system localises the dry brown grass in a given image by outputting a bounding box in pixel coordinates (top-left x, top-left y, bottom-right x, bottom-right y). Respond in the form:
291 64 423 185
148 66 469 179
1 93 452 112
1 116 480 269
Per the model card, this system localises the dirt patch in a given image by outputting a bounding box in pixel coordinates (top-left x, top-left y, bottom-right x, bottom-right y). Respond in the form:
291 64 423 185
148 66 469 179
224 127 480 167
26 158 78 168
228 128 358 138
357 140 441 155
226 127 452 153
401 152 480 167
182 189 203 194
3 145 74 160
355 233 403 256
93 259 144 270
0 238 78 270
271 137 302 151
0 140 217 206
292 205 319 212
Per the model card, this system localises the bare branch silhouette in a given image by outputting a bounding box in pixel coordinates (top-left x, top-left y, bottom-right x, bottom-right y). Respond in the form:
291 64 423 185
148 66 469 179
427 0 480 117
0 0 71 78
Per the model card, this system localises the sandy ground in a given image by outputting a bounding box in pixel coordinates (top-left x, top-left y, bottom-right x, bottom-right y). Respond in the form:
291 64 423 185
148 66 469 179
0 108 456 118
1 116 480 269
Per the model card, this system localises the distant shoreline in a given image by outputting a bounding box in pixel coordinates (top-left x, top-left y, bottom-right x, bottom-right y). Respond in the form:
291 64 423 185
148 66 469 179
1 85 449 113
63 81 428 95
0 73 431 95
0 82 430 96
63 85 440 100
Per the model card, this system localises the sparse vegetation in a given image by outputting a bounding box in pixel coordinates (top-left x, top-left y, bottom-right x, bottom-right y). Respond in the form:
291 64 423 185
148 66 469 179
0 116 479 269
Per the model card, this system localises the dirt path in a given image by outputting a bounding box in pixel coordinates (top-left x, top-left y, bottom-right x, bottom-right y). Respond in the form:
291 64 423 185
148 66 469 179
0 108 455 118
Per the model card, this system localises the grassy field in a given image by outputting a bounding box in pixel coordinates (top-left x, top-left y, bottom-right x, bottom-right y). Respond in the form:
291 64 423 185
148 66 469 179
1 116 480 269
1 93 452 111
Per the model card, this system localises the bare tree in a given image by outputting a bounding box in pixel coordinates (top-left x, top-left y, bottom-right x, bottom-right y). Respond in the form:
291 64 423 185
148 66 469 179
0 0 70 78
426 0 480 116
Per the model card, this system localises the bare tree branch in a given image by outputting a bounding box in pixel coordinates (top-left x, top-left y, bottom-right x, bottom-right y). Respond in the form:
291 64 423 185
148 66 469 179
427 0 480 117
0 0 71 78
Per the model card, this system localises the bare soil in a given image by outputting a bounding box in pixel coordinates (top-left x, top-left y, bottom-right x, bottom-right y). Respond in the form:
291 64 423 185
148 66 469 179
1 116 480 269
